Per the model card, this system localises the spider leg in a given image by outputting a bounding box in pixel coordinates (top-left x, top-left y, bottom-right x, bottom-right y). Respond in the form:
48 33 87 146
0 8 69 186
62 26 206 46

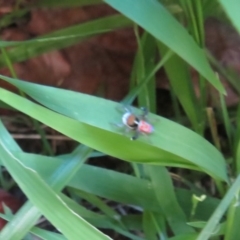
139 107 160 125
110 122 125 130
116 104 132 113
140 107 149 120
131 130 140 140
110 122 133 138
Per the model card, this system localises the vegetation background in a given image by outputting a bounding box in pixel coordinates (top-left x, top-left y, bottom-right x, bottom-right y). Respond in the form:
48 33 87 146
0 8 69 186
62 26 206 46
0 0 240 239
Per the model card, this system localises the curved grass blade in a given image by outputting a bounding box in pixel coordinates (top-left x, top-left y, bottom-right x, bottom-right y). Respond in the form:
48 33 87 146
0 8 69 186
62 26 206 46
0 15 132 67
0 214 66 240
0 139 110 240
131 30 157 112
35 0 102 8
0 120 103 240
157 42 202 133
147 166 195 234
196 174 240 240
219 0 240 33
224 200 240 240
0 75 228 182
13 152 219 220
0 9 29 29
143 211 158 240
103 0 225 94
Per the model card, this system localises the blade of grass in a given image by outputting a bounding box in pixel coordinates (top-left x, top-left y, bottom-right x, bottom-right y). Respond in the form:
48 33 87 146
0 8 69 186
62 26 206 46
0 83 229 182
147 166 195 234
0 9 28 29
224 192 240 240
206 107 221 151
61 192 144 240
0 15 132 67
0 139 109 240
219 0 240 33
0 75 229 181
35 0 102 8
71 190 124 225
103 0 225 94
234 103 240 174
0 214 66 240
123 50 173 105
169 233 198 240
143 211 158 240
0 120 99 239
10 151 220 221
180 0 208 118
132 30 157 112
1 47 54 156
157 42 203 133
219 93 233 149
196 174 240 240
207 51 240 94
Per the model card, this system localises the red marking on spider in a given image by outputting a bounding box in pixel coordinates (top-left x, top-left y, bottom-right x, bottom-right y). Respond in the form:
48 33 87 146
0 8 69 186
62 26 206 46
138 121 154 134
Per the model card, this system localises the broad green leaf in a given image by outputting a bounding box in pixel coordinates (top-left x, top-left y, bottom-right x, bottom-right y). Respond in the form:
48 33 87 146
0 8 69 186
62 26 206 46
103 0 225 93
0 75 228 182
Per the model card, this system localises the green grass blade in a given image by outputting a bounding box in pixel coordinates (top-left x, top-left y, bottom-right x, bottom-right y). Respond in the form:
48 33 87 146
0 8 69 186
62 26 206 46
9 151 220 223
0 76 229 182
0 75 228 182
0 120 100 239
169 233 198 240
0 201 41 240
0 9 29 29
0 120 21 152
103 0 225 93
35 0 102 8
224 198 240 240
235 103 240 173
0 15 132 67
0 214 67 240
0 139 110 240
123 50 173 105
132 31 157 112
196 174 240 240
143 211 158 240
219 93 233 148
219 0 240 33
13 151 218 220
71 190 123 223
147 166 194 234
157 42 202 132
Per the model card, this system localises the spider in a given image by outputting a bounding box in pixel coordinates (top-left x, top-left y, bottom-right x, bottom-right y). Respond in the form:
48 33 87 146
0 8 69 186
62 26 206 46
112 105 154 140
